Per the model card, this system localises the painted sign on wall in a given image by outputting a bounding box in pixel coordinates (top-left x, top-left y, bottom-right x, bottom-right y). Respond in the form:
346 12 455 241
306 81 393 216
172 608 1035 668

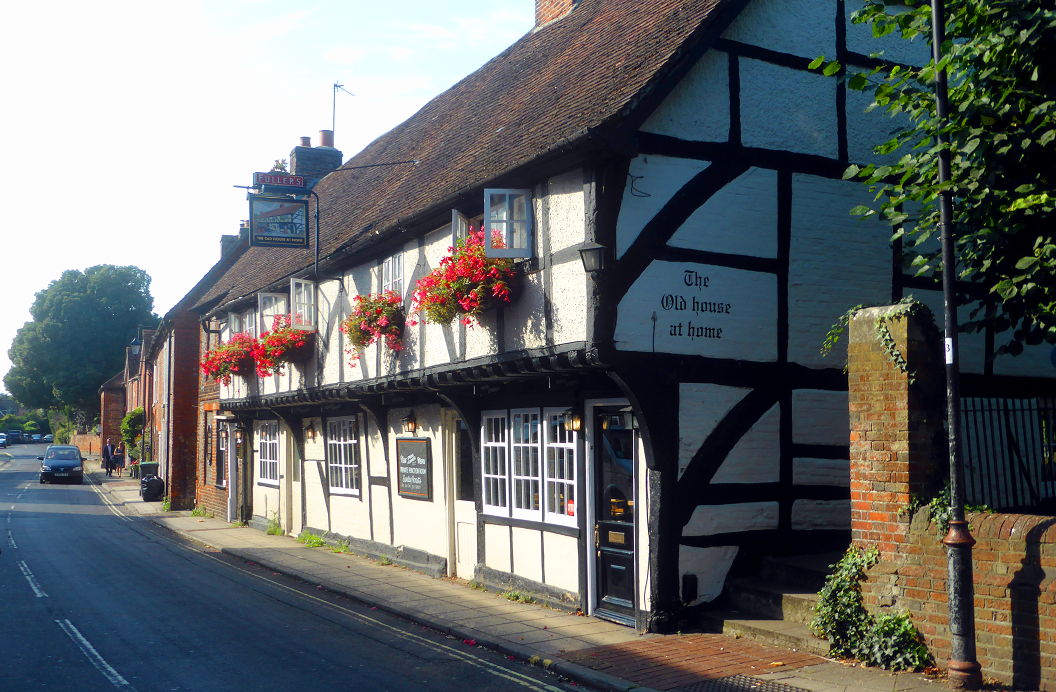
615 261 777 361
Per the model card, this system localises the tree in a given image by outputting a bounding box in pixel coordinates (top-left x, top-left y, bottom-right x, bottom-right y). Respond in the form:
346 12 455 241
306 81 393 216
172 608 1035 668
818 0 1055 354
4 265 157 414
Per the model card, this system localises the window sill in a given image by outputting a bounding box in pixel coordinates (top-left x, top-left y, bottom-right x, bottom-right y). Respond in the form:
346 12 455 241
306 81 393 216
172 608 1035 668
329 487 361 498
257 480 279 488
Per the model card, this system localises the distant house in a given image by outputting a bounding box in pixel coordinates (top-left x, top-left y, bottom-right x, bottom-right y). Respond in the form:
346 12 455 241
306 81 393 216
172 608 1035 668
178 0 1054 633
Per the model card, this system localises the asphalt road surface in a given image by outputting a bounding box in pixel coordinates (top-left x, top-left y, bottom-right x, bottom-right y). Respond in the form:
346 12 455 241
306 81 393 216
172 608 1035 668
0 444 578 691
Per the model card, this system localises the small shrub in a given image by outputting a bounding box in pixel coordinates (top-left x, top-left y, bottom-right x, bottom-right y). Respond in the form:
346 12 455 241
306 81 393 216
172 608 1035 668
501 590 535 604
376 555 393 566
299 532 325 547
860 612 933 671
265 513 283 535
811 545 932 671
811 545 878 658
160 497 171 512
190 505 210 518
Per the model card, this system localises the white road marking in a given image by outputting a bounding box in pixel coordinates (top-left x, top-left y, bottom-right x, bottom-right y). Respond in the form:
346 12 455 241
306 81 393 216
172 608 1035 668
8 530 16 548
17 560 47 597
56 619 132 688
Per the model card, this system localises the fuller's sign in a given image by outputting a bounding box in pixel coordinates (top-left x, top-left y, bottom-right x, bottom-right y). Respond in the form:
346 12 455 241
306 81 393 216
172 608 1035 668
253 172 305 188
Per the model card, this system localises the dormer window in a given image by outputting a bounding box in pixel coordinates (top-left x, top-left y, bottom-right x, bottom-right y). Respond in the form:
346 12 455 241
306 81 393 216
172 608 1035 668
484 189 533 258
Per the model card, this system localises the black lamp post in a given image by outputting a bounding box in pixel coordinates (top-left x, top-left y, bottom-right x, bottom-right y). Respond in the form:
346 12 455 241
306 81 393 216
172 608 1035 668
931 1 981 687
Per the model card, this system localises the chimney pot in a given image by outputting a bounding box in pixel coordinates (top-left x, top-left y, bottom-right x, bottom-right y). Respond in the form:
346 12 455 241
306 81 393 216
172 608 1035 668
319 130 334 148
300 136 311 147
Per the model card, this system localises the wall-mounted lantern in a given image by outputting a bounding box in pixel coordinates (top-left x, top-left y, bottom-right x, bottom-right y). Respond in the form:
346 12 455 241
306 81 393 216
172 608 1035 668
563 410 583 433
401 412 417 435
304 421 317 441
578 241 606 275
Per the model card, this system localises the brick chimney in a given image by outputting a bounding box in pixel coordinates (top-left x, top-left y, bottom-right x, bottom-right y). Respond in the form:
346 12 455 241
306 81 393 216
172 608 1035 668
536 0 578 27
290 130 343 182
221 220 250 259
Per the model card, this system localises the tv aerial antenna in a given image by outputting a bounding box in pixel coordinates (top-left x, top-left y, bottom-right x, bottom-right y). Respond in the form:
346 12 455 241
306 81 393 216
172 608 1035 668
332 82 355 137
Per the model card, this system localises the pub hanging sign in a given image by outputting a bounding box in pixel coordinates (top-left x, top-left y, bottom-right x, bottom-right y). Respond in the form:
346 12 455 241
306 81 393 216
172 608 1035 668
248 195 309 248
396 438 432 501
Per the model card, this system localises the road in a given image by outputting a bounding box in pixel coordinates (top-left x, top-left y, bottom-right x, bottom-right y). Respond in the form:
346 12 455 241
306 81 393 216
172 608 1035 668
0 444 578 692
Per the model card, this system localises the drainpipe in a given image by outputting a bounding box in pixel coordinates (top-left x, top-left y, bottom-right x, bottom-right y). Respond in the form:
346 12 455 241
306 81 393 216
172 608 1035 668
931 1 981 688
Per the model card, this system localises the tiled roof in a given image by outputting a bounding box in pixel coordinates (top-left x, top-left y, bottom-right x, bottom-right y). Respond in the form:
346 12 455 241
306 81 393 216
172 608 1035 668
194 0 729 313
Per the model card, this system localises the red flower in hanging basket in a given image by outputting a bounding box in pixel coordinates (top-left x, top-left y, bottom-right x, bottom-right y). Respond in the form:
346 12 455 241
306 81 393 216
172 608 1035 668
200 332 258 385
411 228 517 326
341 290 405 367
252 314 316 377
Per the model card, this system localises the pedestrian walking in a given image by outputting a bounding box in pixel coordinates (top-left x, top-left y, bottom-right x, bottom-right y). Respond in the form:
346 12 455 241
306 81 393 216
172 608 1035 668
102 438 115 477
112 442 126 477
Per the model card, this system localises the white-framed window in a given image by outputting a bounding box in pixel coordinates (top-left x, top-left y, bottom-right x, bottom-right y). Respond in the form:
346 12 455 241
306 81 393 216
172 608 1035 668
481 412 509 514
228 307 258 339
290 278 315 329
382 253 403 297
258 421 279 484
543 408 577 527
259 293 287 332
451 209 469 248
326 417 361 495
480 407 577 527
510 409 541 521
483 188 533 258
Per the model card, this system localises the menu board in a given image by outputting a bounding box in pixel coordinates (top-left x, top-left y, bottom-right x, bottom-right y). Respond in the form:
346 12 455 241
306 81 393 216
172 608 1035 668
396 438 432 501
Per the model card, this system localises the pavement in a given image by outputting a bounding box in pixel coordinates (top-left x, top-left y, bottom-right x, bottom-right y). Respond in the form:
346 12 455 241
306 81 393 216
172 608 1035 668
87 466 949 692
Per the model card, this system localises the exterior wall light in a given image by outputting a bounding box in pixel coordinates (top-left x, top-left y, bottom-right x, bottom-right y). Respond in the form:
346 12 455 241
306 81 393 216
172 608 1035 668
578 241 606 275
304 421 317 441
563 411 583 432
401 412 417 435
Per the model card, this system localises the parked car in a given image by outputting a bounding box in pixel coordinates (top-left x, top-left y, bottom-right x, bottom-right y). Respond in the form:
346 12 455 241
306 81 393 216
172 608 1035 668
6 430 22 444
31 434 42 442
42 434 54 442
38 445 85 484
0 433 6 448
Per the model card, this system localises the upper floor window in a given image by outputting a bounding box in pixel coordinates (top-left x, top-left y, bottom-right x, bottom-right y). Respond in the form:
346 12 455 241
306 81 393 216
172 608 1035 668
228 307 257 339
382 253 403 297
290 278 315 329
259 293 287 332
484 189 533 258
451 209 469 248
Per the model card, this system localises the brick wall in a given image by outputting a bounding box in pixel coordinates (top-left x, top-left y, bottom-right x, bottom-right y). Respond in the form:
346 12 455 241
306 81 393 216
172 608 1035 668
167 312 201 510
848 306 1056 690
195 321 229 519
99 387 125 451
69 433 99 456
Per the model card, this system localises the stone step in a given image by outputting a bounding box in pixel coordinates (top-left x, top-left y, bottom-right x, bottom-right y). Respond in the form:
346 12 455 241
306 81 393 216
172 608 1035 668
700 610 831 658
724 576 820 626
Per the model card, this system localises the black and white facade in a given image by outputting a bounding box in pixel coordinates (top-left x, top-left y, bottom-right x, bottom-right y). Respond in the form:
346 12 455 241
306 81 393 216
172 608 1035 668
196 0 1056 632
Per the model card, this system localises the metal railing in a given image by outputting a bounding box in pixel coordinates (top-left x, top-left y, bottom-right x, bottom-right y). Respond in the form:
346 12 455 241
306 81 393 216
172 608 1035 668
960 396 1056 512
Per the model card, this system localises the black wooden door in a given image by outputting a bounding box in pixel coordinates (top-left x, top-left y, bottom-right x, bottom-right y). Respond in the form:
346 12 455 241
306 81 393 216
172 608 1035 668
593 406 636 624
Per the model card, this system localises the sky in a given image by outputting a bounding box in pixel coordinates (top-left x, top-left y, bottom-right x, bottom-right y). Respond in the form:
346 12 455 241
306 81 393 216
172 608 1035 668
1 0 535 392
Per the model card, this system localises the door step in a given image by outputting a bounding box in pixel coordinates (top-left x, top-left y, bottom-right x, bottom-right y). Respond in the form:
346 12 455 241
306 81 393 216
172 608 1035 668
699 552 840 658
